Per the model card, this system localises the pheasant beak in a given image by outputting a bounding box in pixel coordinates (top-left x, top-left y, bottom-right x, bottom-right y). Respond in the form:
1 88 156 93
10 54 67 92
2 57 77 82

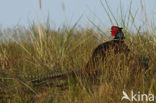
106 29 112 32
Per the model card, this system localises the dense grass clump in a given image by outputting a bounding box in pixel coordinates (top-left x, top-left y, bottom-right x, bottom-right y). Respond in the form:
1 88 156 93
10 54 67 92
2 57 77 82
0 24 155 103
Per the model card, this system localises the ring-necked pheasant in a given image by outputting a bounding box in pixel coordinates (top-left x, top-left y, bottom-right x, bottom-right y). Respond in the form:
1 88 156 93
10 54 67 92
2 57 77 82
29 26 131 85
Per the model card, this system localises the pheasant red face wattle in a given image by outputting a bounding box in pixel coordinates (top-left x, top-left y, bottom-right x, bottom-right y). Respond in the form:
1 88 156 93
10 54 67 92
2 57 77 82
111 26 120 36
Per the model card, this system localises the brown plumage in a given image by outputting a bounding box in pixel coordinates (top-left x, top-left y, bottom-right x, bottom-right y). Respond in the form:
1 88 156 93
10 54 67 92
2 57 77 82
30 26 130 85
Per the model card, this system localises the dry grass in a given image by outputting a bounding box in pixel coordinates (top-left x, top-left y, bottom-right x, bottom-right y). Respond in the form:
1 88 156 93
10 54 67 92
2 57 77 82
0 25 155 103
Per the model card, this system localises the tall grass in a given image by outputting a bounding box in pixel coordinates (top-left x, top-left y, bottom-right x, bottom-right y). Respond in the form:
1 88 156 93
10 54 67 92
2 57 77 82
0 0 156 103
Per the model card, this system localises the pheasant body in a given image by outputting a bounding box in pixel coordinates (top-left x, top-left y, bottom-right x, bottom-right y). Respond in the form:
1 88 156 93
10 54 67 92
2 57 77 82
26 26 131 85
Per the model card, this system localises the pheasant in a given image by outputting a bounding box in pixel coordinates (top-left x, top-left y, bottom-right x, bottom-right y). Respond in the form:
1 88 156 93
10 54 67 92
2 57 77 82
29 26 130 85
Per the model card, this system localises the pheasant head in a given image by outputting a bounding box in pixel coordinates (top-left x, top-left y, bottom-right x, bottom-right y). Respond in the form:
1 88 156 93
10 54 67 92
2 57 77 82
111 26 125 40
